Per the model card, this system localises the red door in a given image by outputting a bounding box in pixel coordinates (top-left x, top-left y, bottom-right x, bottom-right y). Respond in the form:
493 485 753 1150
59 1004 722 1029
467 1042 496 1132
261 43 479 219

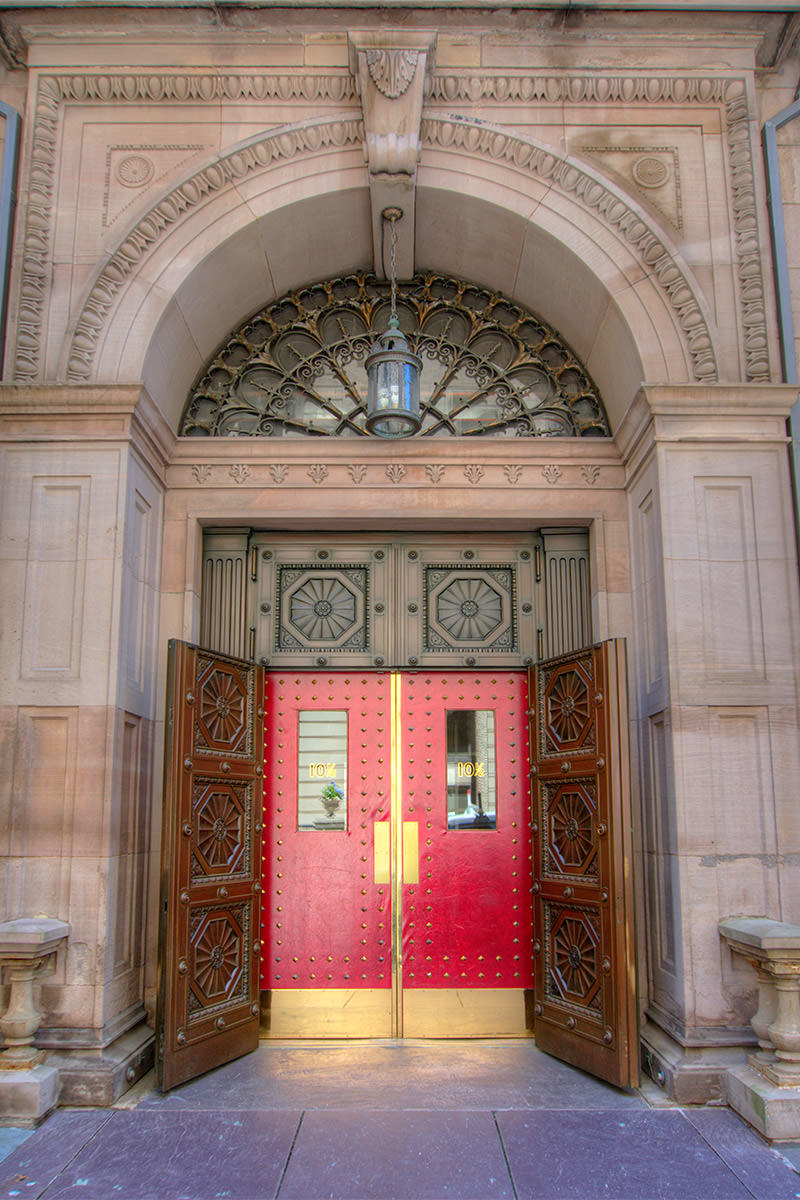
260 669 533 1036
400 670 534 1035
261 672 393 1035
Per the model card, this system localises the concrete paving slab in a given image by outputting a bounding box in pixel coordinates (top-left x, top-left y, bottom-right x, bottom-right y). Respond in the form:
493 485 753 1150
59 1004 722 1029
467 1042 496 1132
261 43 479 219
280 1109 514 1199
496 1109 755 1199
42 1109 301 1200
0 1110 112 1200
684 1108 800 1200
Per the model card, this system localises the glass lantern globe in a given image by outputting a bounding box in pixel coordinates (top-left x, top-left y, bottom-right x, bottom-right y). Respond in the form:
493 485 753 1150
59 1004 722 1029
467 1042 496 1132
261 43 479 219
364 315 422 437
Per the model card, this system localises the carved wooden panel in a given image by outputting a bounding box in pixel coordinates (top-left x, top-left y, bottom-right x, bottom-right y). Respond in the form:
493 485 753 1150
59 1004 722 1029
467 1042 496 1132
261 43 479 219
529 641 638 1089
157 641 264 1092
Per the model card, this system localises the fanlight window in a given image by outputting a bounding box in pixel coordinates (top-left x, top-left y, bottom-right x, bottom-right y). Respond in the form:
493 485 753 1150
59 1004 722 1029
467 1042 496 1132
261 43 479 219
181 273 610 438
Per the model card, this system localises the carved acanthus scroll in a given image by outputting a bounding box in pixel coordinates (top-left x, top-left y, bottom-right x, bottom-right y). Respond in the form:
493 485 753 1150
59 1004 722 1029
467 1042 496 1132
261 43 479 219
366 49 419 99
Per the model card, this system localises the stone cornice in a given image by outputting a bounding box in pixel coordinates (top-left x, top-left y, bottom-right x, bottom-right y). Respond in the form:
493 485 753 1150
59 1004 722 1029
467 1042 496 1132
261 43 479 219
11 69 771 390
616 382 796 477
0 383 175 480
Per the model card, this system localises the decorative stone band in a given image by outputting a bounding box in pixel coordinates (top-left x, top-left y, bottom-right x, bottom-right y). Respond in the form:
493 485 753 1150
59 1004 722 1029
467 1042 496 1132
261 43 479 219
14 70 766 385
421 115 718 385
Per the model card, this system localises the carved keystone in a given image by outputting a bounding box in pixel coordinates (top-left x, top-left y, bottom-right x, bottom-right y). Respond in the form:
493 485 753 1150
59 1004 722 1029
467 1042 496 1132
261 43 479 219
719 917 800 1087
0 919 70 1070
348 31 437 280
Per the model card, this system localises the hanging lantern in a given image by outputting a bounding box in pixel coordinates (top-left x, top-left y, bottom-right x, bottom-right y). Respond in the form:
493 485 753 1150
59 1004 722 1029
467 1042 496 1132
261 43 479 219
365 208 422 438
365 314 422 437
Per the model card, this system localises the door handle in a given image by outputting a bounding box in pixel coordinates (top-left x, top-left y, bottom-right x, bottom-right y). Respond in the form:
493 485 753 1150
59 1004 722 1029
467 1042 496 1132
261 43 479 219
402 821 419 885
374 821 390 884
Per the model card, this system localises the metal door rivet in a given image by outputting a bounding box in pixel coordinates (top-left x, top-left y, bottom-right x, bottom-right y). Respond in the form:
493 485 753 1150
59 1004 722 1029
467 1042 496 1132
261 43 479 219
601 957 611 973
180 891 189 904
532 883 540 893
534 1003 543 1017
221 762 230 773
564 886 573 898
176 1030 186 1045
252 1003 260 1016
183 757 193 770
567 1017 576 1029
561 761 570 772
595 693 603 704
182 823 192 837
597 757 605 770
601 889 609 902
253 883 262 893
598 823 607 836
216 1017 225 1030
186 691 195 705
604 1029 613 1044
178 959 187 975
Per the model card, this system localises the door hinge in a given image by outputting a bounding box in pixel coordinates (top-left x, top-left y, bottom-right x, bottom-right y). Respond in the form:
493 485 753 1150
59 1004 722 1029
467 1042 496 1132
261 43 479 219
249 544 258 582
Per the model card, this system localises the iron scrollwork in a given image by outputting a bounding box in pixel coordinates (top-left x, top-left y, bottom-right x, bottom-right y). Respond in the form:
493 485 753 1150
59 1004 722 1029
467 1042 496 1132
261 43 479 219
181 273 610 439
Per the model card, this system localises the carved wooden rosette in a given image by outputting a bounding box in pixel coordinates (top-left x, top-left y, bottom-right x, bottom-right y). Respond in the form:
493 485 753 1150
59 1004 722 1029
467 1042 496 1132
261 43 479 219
529 640 638 1088
157 640 264 1092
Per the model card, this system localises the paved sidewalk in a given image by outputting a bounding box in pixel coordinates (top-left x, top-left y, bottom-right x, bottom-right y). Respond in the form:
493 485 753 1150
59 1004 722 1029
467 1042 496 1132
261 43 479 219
1 1041 799 1200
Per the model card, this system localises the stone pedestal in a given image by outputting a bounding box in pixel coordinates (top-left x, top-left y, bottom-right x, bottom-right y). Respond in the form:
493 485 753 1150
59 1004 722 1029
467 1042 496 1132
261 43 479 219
719 917 800 1140
0 919 69 1125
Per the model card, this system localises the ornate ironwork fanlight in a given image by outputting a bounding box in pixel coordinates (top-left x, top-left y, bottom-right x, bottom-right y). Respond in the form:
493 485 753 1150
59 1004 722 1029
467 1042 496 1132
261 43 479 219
181 272 610 439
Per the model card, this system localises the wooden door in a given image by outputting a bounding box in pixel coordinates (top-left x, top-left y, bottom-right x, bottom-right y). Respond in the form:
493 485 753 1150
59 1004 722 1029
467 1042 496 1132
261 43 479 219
157 641 264 1091
529 640 638 1088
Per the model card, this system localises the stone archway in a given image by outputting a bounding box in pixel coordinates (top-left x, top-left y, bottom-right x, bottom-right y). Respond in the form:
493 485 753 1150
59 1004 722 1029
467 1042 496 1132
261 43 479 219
58 116 718 433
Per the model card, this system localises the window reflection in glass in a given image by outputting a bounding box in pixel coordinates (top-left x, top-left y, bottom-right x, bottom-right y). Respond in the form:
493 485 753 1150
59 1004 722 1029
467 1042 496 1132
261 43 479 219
446 710 497 830
297 710 347 830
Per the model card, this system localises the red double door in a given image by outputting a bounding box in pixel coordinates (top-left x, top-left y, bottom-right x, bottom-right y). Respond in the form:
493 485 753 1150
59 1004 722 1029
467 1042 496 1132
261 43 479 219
157 641 637 1091
260 670 534 1038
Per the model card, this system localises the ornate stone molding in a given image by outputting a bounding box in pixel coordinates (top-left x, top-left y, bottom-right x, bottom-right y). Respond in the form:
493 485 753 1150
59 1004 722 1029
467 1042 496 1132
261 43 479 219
52 72 355 105
14 69 768 386
62 116 363 383
14 74 358 382
428 73 731 106
422 115 718 384
427 72 768 384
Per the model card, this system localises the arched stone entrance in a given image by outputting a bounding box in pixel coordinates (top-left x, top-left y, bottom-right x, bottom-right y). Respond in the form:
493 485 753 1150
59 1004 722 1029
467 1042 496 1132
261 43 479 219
3 24 798 1114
